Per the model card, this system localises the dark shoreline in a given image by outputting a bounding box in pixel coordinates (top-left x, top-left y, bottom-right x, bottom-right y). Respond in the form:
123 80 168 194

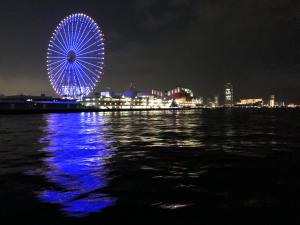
0 107 194 114
0 107 299 114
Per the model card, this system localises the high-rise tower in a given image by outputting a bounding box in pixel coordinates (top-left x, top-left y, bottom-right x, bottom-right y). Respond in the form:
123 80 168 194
269 95 275 108
224 83 234 107
214 95 219 107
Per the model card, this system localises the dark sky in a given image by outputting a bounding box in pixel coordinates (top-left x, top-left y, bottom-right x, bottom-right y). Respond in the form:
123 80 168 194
0 0 299 102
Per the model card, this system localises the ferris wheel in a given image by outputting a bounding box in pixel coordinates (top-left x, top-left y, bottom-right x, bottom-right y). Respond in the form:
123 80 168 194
47 13 105 99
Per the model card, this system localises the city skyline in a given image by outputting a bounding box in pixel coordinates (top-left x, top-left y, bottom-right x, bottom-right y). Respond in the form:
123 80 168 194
0 0 299 102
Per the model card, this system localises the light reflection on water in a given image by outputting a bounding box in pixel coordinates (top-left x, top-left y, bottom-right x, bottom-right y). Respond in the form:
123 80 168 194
38 113 116 217
107 110 205 148
36 110 206 217
31 109 293 218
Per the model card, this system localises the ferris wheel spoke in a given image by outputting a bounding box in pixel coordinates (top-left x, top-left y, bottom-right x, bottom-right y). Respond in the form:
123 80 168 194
48 60 67 74
74 62 95 88
77 46 101 56
76 30 99 53
55 38 68 54
78 32 102 52
76 41 100 55
49 41 66 55
77 56 102 60
73 20 89 52
51 64 67 84
57 29 69 52
73 20 84 51
72 64 93 91
54 31 68 53
52 70 66 89
77 58 101 68
73 20 92 51
74 23 96 52
51 36 67 54
70 18 75 48
61 24 71 50
76 61 100 80
71 18 77 49
47 56 66 60
75 61 98 83
60 23 71 51
77 32 99 51
48 48 66 57
63 20 72 49
47 58 66 67
51 62 68 88
72 20 80 50
65 64 73 94
66 20 72 49
77 59 101 70
71 65 84 95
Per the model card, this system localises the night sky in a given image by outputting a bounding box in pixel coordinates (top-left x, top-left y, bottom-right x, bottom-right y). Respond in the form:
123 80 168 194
0 0 299 102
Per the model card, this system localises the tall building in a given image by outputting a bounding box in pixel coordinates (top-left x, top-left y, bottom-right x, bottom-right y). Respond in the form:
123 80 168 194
224 83 234 107
214 95 219 107
269 95 275 108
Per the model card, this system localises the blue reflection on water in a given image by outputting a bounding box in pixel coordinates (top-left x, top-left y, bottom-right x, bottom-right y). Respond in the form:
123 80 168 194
39 113 116 217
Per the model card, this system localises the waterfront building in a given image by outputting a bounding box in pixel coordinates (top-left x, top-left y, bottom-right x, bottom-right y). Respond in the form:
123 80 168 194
99 90 115 98
287 104 300 108
122 83 137 98
206 98 214 108
82 95 173 109
137 91 151 98
236 98 263 107
269 95 275 108
206 95 219 108
167 86 194 99
277 101 285 107
82 86 201 109
151 90 164 98
224 83 234 107
192 97 204 107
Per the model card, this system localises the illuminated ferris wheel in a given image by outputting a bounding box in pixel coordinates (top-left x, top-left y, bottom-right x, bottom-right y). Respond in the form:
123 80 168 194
47 13 105 99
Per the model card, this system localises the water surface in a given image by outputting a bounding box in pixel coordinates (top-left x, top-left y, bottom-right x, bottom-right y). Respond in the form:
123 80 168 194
0 109 300 225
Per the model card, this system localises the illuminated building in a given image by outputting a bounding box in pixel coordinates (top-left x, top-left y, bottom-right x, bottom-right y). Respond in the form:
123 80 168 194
82 95 173 109
214 95 219 107
269 95 275 108
277 101 285 107
166 87 194 108
206 98 213 108
167 87 194 99
224 83 233 107
151 90 164 98
236 98 263 107
287 104 300 108
100 91 115 98
82 86 201 109
192 97 204 107
122 83 137 98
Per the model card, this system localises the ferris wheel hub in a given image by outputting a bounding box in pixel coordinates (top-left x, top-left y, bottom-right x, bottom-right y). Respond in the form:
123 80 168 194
67 51 76 63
